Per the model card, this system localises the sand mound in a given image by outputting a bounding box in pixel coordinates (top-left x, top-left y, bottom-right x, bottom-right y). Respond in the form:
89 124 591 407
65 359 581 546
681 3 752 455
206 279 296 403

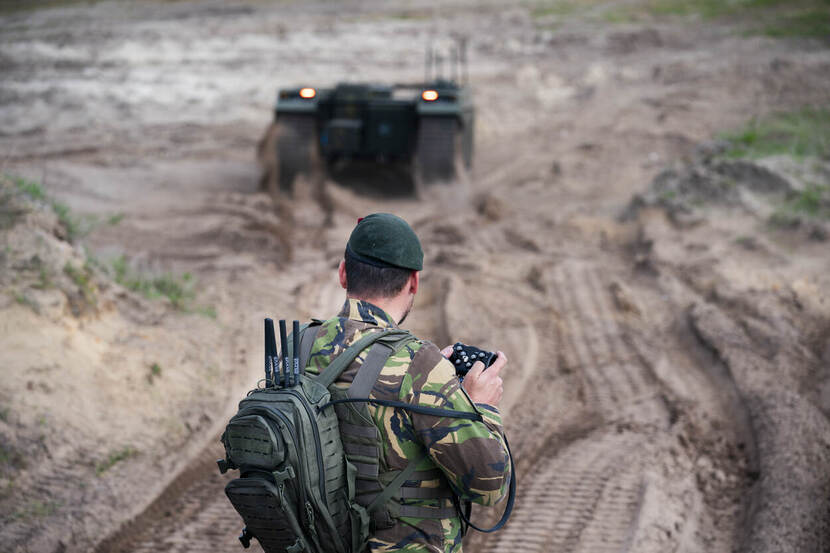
0 177 241 553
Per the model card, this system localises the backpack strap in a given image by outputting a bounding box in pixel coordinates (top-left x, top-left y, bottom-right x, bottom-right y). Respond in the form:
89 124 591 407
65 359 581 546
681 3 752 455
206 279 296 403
297 320 322 373
348 333 416 398
316 329 413 389
365 451 455 519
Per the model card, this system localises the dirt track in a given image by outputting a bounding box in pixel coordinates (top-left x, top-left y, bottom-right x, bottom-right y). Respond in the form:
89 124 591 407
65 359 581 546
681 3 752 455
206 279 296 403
1 1 829 552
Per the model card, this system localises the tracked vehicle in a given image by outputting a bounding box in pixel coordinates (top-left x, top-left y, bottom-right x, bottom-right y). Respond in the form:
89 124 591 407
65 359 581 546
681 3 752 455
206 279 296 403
258 46 474 194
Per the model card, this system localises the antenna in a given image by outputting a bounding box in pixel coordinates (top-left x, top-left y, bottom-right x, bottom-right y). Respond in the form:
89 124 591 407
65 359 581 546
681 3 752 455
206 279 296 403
461 36 469 84
424 42 433 83
450 45 458 84
435 53 444 81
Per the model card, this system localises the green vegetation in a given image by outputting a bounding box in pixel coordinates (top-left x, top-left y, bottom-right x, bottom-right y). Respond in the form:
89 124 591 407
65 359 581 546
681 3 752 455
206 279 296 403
33 266 53 290
194 305 217 319
95 446 138 476
6 174 103 242
63 262 97 306
755 8 830 39
110 255 214 316
13 291 39 312
12 176 46 202
107 212 125 225
147 362 163 384
720 107 830 159
111 255 195 309
531 1 579 18
769 183 830 227
0 443 25 470
603 0 829 25
12 499 60 521
644 0 784 18
0 408 9 422
788 183 830 217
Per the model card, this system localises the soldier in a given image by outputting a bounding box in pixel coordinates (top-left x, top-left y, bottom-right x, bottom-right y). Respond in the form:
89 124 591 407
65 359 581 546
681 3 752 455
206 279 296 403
303 213 512 552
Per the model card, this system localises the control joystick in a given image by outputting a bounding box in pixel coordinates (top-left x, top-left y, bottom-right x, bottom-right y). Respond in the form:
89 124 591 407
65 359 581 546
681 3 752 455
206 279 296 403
448 342 497 380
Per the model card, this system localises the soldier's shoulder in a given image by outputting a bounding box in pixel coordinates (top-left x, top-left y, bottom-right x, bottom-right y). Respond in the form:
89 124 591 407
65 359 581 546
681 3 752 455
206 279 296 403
408 339 455 381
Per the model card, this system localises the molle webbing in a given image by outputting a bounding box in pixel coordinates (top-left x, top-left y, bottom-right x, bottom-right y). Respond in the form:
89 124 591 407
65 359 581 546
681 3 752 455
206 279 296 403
344 443 379 458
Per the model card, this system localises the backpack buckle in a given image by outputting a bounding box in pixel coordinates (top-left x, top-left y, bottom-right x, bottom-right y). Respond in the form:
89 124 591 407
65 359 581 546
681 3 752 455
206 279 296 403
217 458 231 474
238 526 253 548
272 465 295 484
286 537 306 553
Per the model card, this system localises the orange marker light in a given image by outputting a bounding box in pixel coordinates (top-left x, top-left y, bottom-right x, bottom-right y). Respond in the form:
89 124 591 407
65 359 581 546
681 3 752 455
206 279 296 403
299 88 316 99
421 90 438 101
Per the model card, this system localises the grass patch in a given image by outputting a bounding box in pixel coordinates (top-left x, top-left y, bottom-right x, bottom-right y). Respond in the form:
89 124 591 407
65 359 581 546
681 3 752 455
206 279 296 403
12 176 46 202
12 291 39 312
147 362 162 384
12 499 60 521
603 0 828 22
107 212 125 225
645 0 785 18
0 443 26 471
769 183 830 226
754 8 830 39
63 262 97 306
95 446 138 476
788 183 829 216
720 107 830 159
110 255 214 316
112 255 194 309
7 174 100 242
194 304 217 319
33 266 54 290
531 1 579 18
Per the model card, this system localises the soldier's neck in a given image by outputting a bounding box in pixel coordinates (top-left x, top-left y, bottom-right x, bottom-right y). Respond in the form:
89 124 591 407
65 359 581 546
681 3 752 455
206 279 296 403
347 293 410 326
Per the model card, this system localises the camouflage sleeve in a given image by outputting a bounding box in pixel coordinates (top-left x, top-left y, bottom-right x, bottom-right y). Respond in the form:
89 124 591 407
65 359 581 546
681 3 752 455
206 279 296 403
398 342 512 506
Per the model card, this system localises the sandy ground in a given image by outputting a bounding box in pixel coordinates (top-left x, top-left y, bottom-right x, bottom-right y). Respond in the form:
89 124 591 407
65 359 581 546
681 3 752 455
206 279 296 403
1 1 829 552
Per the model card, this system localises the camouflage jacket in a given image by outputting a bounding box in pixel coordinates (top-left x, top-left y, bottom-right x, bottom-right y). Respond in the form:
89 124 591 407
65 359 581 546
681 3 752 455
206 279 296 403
305 299 511 553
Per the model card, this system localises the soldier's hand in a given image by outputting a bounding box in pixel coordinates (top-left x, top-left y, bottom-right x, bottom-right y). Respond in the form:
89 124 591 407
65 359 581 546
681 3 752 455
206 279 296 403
461 351 507 407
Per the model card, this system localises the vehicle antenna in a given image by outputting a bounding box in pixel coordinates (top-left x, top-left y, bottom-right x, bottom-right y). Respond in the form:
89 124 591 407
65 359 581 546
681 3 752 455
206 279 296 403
425 42 433 83
461 37 469 84
451 45 458 84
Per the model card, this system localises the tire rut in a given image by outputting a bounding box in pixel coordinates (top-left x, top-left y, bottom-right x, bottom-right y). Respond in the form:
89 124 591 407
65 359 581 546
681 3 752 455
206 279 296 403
486 433 645 553
481 260 670 553
96 442 240 553
548 260 666 426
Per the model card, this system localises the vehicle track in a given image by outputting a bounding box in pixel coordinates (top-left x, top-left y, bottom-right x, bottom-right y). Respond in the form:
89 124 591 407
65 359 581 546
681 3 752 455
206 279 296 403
485 433 645 553
97 442 242 552
547 260 667 427
475 259 668 553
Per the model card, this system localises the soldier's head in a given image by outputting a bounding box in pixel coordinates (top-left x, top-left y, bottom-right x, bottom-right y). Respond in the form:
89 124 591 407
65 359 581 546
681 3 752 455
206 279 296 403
339 213 423 323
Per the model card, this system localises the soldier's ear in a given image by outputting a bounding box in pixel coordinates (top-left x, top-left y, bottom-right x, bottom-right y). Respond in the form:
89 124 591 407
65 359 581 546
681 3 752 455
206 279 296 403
338 260 348 290
409 271 419 295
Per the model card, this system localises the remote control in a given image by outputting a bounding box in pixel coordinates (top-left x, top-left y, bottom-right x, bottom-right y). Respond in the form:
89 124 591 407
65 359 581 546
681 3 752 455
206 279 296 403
448 342 497 379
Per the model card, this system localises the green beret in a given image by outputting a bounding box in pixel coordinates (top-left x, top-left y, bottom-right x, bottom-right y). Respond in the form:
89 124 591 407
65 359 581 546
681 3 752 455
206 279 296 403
346 213 423 271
